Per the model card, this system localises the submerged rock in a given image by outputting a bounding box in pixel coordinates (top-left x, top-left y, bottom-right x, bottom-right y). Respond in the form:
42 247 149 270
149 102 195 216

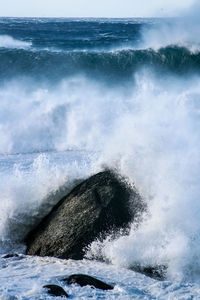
43 285 68 297
131 264 167 281
25 170 143 259
63 274 114 290
2 254 20 259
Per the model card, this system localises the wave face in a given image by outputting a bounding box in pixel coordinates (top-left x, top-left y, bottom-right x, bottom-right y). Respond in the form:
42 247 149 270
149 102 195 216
1 46 200 84
1 17 200 283
0 18 200 84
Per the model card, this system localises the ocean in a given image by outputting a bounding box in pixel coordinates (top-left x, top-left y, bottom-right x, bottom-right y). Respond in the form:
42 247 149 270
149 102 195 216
1 17 200 299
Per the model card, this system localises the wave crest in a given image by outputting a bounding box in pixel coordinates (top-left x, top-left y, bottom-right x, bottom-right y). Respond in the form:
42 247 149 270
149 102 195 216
0 35 31 49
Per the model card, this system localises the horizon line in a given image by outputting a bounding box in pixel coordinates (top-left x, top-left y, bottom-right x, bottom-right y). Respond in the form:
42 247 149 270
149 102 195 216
0 16 177 19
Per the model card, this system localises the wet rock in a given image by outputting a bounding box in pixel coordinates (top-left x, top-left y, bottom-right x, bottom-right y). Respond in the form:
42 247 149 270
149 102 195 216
131 264 167 281
25 170 143 259
2 254 21 259
63 274 114 290
43 285 68 297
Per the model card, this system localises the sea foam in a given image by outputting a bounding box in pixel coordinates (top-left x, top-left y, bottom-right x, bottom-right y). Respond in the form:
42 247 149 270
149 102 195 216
0 35 31 49
1 72 200 281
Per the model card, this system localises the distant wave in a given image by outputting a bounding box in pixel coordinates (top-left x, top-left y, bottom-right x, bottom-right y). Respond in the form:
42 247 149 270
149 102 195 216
0 35 31 49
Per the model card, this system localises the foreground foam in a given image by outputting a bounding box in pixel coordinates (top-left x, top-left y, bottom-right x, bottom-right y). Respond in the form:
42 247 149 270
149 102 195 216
1 257 199 299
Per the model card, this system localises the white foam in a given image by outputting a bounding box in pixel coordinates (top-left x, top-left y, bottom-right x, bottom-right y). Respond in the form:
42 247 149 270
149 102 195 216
0 151 97 252
0 35 31 49
84 73 200 281
1 72 200 280
0 257 199 299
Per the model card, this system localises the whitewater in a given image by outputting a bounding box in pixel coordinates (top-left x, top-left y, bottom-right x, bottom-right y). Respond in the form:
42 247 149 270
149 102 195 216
1 14 200 299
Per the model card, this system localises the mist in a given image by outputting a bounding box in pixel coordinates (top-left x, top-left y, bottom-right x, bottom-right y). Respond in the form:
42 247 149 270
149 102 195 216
141 0 200 50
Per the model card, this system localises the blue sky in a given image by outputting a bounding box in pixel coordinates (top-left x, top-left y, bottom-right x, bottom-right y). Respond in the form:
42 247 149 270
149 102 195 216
0 0 195 18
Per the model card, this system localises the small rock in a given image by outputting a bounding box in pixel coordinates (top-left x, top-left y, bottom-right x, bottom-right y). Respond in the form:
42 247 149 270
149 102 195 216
63 274 114 290
131 264 167 281
2 254 20 259
43 285 68 297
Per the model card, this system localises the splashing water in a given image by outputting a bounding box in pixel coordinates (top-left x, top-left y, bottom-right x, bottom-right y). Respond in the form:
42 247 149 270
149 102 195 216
1 17 200 300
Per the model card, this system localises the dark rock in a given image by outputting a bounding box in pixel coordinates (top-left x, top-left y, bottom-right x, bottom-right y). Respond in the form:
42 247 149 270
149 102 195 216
25 170 143 259
63 274 113 290
131 264 167 281
2 254 20 259
43 285 68 297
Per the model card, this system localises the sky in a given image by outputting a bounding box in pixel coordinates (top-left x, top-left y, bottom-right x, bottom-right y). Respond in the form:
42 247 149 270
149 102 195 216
0 0 196 18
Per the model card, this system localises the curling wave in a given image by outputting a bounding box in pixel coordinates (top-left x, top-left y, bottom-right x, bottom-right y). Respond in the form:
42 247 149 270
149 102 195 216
0 46 200 83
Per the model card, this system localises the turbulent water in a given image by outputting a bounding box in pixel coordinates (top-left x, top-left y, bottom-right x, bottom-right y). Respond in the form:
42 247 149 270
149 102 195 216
1 16 200 298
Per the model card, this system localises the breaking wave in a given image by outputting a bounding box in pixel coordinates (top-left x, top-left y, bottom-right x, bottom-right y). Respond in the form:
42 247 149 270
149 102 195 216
1 70 200 283
0 35 31 49
0 46 200 84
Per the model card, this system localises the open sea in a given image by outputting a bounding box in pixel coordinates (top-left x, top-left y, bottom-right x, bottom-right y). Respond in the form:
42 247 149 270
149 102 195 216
1 17 200 299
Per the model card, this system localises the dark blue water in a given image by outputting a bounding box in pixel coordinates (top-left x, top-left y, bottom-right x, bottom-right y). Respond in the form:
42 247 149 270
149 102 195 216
0 18 146 50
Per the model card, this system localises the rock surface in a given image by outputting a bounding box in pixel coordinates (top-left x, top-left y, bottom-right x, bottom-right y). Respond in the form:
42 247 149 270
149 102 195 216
2 254 20 259
25 170 143 259
43 285 68 297
131 264 167 281
63 274 113 290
